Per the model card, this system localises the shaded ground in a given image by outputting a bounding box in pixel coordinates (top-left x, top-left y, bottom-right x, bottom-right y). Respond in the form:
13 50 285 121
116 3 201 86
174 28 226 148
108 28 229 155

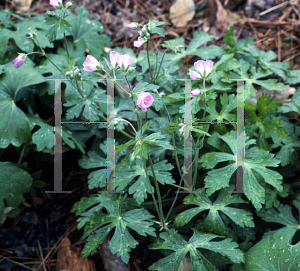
0 0 300 270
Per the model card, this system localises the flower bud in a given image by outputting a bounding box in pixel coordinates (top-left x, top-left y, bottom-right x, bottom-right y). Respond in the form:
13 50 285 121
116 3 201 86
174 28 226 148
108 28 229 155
127 22 138 29
127 67 135 74
65 1 72 8
141 26 150 39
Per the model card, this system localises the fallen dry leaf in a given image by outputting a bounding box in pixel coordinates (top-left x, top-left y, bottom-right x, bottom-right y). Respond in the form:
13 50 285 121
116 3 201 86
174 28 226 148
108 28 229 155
99 234 130 271
14 0 33 12
56 237 96 271
169 0 195 27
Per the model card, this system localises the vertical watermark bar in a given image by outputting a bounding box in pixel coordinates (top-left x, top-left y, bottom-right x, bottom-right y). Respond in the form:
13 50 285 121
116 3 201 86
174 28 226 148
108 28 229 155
175 79 199 193
46 78 71 194
99 78 122 194
229 79 253 194
183 79 193 193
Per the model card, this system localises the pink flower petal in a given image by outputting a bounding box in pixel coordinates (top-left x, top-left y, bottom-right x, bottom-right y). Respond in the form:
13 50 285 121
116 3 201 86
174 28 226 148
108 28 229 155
189 70 200 80
128 22 137 29
137 92 154 112
191 89 200 97
83 55 100 72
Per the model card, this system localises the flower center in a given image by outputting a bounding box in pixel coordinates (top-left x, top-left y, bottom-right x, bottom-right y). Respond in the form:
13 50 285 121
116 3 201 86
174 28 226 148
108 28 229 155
143 98 147 104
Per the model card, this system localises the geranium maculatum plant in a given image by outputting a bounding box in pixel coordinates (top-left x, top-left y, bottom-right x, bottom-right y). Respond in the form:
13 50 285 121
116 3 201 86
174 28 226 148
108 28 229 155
2 0 300 270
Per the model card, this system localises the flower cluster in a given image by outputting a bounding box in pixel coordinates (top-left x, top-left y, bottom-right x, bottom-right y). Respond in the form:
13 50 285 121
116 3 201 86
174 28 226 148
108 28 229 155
127 22 147 48
83 51 133 73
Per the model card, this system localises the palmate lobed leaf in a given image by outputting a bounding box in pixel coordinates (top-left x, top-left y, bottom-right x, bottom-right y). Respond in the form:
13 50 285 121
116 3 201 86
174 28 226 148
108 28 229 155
256 194 300 237
174 186 254 236
78 193 156 263
199 130 283 210
245 93 290 151
149 228 244 271
115 158 175 205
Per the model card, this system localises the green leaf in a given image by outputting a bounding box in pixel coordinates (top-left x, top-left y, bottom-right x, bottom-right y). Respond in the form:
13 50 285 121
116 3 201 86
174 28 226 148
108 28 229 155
285 69 300 85
185 31 224 60
0 15 58 58
271 125 300 166
64 87 106 121
199 131 283 210
245 93 290 151
0 162 33 217
132 82 159 100
205 93 237 125
186 31 215 53
0 61 45 99
27 113 54 151
115 158 175 204
219 59 286 100
244 227 300 270
45 15 71 43
66 6 108 60
80 193 156 263
0 90 31 148
62 125 86 154
265 184 291 209
248 46 290 80
223 26 237 49
78 151 107 189
114 96 137 130
174 186 254 236
257 194 300 236
279 87 300 114
146 18 168 37
149 228 244 271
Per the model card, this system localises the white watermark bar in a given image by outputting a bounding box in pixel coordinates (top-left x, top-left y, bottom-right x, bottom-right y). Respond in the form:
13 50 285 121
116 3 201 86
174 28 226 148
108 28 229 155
103 79 122 194
228 79 253 194
45 78 71 194
175 79 194 193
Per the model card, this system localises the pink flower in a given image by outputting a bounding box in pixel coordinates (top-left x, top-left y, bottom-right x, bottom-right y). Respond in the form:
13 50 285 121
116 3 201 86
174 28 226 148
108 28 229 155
49 0 62 8
117 54 132 72
83 55 101 72
137 92 154 112
103 51 122 70
189 60 214 79
128 22 137 29
12 54 27 68
134 31 146 48
191 89 200 97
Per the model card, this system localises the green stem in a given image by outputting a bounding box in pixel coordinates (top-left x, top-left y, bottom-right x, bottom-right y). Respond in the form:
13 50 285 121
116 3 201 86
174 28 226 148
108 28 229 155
104 69 131 97
155 48 169 80
147 153 165 228
202 79 206 121
44 55 62 72
75 76 84 97
153 90 184 181
184 56 189 67
100 116 134 139
165 136 204 223
17 143 27 165
147 42 154 80
192 136 200 191
64 33 70 57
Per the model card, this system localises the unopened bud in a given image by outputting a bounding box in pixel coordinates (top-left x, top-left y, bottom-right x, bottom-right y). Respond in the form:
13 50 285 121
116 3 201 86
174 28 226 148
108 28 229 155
65 1 72 8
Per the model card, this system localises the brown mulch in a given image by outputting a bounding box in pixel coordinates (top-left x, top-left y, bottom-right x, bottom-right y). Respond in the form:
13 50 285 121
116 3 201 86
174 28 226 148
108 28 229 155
0 0 300 270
